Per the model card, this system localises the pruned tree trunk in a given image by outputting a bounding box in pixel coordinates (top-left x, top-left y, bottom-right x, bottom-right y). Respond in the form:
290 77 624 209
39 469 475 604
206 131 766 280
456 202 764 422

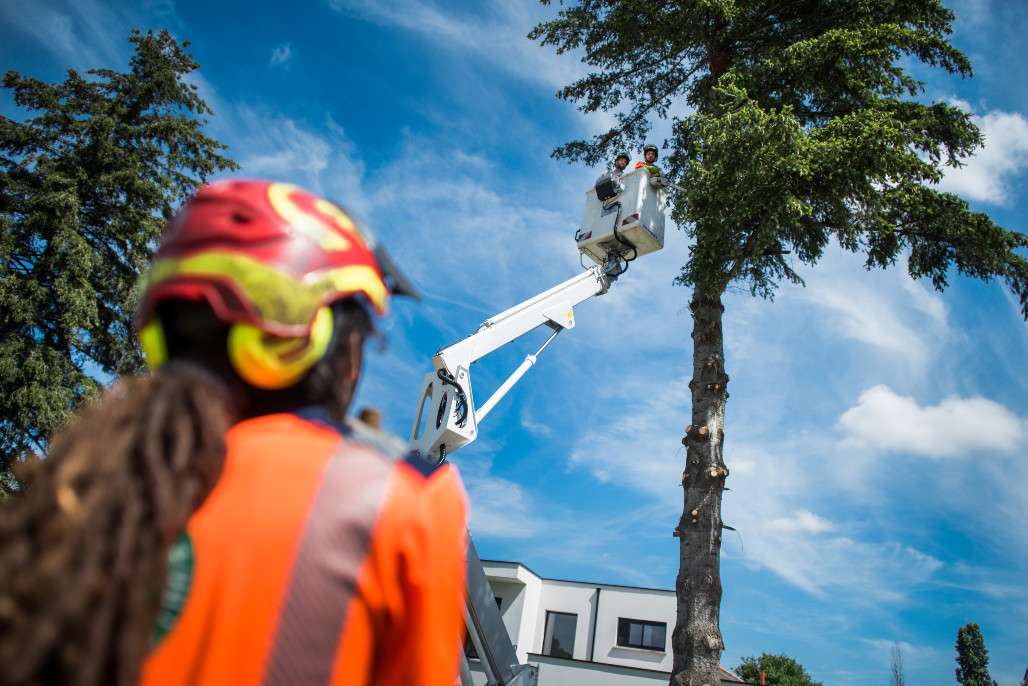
671 286 728 686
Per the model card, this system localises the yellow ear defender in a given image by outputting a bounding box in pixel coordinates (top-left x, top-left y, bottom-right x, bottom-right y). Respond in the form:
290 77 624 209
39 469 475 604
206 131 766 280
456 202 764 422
138 318 169 368
226 306 335 390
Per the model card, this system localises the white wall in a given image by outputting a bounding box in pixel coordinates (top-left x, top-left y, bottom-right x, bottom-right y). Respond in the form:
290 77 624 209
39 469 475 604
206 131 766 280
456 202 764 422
490 580 526 651
481 561 675 673
592 585 674 672
483 561 544 663
531 653 672 686
516 571 542 663
534 579 600 661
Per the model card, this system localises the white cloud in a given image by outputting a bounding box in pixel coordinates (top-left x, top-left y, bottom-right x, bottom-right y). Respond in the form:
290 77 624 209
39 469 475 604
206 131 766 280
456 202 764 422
764 250 957 379
719 440 945 601
806 285 925 355
765 510 836 535
861 638 916 655
458 465 552 539
898 277 950 326
322 0 689 147
325 0 587 91
937 103 1028 205
0 0 200 80
567 374 691 502
519 407 553 437
229 109 369 214
270 42 293 67
837 385 1027 458
949 0 993 28
718 438 947 602
356 130 585 319
0 1 118 68
744 528 943 601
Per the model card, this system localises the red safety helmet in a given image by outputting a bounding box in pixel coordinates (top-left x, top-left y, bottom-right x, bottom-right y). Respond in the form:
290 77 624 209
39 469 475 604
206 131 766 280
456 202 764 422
137 179 417 389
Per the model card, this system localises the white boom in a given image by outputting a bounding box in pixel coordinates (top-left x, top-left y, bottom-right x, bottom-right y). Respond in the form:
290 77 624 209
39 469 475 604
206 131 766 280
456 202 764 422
407 165 670 686
408 263 612 461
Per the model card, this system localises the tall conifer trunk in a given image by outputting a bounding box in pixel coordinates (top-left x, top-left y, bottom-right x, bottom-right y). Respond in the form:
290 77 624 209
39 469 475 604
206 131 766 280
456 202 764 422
672 284 727 686
531 4 1028 685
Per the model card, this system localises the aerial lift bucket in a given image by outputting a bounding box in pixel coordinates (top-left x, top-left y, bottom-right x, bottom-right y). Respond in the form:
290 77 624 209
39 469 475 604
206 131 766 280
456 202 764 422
577 167 668 266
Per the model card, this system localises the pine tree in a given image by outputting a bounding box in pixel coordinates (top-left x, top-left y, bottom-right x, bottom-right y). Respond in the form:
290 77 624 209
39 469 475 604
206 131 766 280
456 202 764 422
0 469 16 501
955 623 998 686
0 29 238 477
530 2 1028 684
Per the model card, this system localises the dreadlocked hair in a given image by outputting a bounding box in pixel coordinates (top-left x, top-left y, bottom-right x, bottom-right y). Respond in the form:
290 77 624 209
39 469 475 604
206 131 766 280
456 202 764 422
0 365 231 686
0 297 377 686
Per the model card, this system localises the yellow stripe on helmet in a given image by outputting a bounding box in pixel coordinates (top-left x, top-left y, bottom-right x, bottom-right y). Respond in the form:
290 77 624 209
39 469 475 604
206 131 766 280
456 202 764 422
267 182 358 253
143 251 388 333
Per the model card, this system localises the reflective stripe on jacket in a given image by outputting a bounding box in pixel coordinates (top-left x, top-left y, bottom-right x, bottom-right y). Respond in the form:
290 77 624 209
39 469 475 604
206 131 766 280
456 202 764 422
140 410 468 686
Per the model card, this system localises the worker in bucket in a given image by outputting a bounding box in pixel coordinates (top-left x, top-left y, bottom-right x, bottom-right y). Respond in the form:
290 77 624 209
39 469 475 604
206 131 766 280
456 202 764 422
635 144 662 176
595 151 631 188
0 179 468 686
613 151 630 178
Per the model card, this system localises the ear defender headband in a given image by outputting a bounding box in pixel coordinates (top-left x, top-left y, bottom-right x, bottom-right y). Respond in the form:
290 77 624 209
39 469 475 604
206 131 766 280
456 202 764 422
140 306 336 390
227 306 335 390
138 317 169 368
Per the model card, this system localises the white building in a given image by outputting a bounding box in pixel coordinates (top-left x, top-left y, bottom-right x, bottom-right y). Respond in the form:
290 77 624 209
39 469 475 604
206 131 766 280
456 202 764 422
467 559 745 686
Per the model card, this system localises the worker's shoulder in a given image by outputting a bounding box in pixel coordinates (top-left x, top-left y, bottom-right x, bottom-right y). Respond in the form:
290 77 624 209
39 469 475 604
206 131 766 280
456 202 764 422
274 407 449 482
343 417 450 480
343 416 408 457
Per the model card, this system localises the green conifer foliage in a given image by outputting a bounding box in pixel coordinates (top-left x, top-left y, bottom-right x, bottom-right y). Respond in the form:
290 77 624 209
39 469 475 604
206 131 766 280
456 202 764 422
0 29 238 475
955 623 998 686
531 2 1028 685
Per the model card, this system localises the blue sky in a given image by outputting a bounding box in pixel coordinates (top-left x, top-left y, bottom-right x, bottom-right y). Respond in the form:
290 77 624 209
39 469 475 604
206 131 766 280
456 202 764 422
3 1 1027 684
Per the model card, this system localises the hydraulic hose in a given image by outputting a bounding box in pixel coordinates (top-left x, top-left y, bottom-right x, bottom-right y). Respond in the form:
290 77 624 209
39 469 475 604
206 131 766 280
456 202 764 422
436 369 468 427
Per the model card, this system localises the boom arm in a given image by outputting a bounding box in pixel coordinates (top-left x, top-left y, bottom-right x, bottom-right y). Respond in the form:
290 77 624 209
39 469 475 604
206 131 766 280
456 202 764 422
408 173 666 686
408 263 612 461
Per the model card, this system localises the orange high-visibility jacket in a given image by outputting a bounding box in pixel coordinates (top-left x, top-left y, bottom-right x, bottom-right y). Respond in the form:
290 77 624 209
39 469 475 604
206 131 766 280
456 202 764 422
140 409 468 686
634 161 661 176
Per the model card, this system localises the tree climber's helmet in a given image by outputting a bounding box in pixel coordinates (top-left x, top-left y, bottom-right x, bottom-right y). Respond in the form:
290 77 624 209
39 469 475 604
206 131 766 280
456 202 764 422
136 179 417 389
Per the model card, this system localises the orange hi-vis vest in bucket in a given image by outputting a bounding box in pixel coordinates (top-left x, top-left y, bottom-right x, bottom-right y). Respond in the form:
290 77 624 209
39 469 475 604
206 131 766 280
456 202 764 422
635 161 661 176
139 409 468 686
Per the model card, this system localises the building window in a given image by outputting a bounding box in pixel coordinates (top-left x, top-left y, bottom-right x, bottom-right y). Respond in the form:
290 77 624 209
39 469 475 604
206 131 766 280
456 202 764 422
542 611 577 659
616 618 666 651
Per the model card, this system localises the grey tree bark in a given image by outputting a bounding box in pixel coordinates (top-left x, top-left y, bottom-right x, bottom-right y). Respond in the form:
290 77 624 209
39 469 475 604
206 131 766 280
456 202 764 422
671 286 728 686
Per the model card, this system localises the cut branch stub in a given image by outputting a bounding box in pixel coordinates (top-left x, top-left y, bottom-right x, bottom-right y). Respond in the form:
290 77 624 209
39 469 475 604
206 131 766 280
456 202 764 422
706 465 729 479
685 425 709 439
